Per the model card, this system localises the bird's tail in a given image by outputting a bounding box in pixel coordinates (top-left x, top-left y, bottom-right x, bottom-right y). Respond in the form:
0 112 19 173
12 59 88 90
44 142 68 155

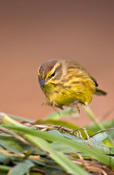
95 88 107 96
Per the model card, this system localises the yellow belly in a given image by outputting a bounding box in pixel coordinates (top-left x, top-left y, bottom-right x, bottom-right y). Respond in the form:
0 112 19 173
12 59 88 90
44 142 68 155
43 79 96 107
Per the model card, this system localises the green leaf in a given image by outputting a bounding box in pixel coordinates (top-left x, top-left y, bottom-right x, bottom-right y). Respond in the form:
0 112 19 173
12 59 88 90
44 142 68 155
0 153 11 164
0 134 30 153
0 165 10 174
47 107 78 119
3 124 114 167
25 136 90 175
8 114 34 122
0 116 89 174
36 119 92 138
9 159 34 175
37 119 79 130
1 113 114 173
86 120 114 132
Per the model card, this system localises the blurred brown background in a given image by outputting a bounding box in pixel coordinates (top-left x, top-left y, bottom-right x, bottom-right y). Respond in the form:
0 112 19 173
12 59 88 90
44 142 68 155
0 0 114 126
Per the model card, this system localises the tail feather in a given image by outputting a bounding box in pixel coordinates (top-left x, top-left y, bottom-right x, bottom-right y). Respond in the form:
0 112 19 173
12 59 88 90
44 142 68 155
95 88 107 96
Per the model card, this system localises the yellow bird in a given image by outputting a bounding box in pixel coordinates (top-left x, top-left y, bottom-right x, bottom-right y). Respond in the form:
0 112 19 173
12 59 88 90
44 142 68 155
38 59 107 110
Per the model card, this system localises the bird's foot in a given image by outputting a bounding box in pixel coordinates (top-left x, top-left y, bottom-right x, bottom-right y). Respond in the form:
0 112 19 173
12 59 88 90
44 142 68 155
69 100 80 113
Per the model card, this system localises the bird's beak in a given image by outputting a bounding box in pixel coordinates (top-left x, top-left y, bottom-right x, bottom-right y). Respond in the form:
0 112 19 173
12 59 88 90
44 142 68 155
40 79 46 87
38 76 46 87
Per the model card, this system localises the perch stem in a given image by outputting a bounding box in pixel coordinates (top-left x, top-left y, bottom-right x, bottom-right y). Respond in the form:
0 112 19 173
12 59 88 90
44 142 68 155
83 105 104 130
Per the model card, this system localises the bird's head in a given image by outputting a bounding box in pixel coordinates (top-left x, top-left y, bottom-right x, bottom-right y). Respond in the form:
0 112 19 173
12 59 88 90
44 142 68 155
38 59 65 88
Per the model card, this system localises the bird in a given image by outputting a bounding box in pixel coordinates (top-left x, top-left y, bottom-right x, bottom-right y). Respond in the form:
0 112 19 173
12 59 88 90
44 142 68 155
38 59 107 111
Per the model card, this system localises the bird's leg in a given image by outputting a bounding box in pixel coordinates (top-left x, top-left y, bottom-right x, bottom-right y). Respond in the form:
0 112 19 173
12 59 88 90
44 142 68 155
42 100 63 111
69 100 80 113
51 103 63 112
41 101 51 106
49 101 63 110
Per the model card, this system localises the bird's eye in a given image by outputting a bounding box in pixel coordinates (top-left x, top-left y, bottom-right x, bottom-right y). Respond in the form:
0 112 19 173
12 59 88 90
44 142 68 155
49 71 56 79
51 71 56 77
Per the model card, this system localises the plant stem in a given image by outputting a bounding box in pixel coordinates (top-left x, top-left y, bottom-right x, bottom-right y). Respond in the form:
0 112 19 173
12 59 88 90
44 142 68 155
83 105 104 130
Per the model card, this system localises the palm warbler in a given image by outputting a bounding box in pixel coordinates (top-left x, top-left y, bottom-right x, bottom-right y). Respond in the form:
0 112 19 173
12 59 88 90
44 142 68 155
38 59 107 109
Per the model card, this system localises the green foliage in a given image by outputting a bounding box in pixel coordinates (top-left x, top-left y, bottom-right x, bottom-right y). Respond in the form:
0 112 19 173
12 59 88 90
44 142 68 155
9 160 34 175
0 109 113 175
